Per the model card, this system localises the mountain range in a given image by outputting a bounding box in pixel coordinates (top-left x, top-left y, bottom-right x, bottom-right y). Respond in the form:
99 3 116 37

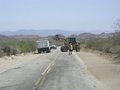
0 29 116 42
0 30 83 36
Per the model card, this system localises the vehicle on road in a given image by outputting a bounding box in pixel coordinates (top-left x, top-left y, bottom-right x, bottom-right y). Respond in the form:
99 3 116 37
50 45 57 49
61 37 80 52
36 40 51 53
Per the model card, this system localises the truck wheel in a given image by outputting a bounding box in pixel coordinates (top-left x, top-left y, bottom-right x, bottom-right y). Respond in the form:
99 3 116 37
76 49 80 52
61 46 68 52
38 50 41 53
47 51 51 53
46 49 51 53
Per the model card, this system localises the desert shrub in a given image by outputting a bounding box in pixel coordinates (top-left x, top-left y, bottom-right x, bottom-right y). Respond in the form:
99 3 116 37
102 44 112 53
0 40 36 57
110 45 120 54
85 38 111 52
17 40 36 53
10 47 20 55
85 38 106 51
85 32 120 55
2 46 11 56
111 32 120 45
0 40 20 56
85 39 95 49
0 50 5 57
92 39 104 51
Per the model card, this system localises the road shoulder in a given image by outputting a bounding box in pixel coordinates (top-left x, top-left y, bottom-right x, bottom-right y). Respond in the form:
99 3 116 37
77 51 120 90
0 53 39 73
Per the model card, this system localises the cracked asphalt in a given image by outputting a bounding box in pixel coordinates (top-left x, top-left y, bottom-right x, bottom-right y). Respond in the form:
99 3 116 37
37 52 103 90
0 48 103 90
0 50 58 90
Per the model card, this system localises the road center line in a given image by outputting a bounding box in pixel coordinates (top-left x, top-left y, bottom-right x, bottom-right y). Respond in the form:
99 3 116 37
33 54 59 90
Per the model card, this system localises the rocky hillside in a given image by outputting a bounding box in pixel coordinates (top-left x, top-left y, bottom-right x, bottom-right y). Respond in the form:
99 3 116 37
98 32 115 38
0 34 10 40
0 32 115 41
69 32 115 40
77 33 97 40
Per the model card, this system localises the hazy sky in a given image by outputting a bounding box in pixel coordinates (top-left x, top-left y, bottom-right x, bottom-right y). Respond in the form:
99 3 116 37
0 0 120 32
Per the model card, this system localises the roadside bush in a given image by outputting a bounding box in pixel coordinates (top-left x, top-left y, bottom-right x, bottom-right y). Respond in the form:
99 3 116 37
0 40 36 57
10 47 20 55
85 38 106 51
85 39 95 49
92 39 104 51
17 41 36 53
0 50 5 57
110 45 120 54
2 46 11 56
102 44 112 53
85 32 120 55
111 32 120 45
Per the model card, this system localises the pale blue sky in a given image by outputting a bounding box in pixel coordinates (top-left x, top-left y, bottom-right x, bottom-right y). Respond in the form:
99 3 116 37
0 0 120 32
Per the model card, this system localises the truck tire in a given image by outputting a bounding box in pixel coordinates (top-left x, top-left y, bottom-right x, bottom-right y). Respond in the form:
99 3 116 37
76 48 80 52
38 49 41 53
46 48 51 53
76 49 80 52
61 46 68 52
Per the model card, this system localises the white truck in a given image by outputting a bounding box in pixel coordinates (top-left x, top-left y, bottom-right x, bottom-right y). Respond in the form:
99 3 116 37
36 40 51 53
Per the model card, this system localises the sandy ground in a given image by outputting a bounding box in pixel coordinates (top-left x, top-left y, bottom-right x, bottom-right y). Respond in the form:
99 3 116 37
77 50 120 90
0 53 39 72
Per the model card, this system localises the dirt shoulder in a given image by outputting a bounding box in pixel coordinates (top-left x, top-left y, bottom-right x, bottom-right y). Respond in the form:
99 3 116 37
77 50 120 90
0 53 39 72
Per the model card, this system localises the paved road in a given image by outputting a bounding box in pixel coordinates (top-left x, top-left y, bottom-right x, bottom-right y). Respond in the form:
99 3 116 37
37 52 103 90
0 50 58 90
0 49 103 90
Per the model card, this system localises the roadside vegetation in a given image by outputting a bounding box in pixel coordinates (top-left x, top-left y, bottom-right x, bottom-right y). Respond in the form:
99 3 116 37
0 40 36 57
0 35 64 57
84 19 120 55
84 33 120 54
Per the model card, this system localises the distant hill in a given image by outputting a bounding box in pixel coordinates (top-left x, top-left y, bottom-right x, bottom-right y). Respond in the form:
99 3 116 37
77 33 97 40
0 30 116 42
0 29 82 36
51 32 115 41
0 34 10 40
98 32 115 38
69 34 78 37
73 32 115 40
10 35 42 40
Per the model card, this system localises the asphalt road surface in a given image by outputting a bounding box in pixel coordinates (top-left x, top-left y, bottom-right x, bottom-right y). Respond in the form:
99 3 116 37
0 50 58 90
0 48 103 90
37 51 103 90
